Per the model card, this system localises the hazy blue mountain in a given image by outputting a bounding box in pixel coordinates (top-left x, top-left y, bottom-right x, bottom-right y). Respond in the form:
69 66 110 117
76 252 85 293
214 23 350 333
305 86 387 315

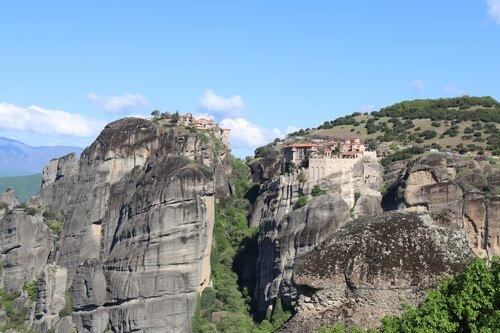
0 137 83 176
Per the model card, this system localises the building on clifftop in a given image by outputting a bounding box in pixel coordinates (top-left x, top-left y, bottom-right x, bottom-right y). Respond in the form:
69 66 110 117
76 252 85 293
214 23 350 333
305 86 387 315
284 138 377 181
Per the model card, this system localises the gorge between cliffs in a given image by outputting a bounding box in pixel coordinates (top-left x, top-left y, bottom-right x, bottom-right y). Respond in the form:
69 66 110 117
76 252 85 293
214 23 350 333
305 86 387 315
0 117 498 333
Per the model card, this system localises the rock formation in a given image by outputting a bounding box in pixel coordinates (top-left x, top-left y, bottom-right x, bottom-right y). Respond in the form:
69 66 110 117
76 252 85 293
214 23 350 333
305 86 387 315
0 117 232 333
382 154 500 257
251 151 496 329
280 212 475 332
251 155 383 316
0 189 20 209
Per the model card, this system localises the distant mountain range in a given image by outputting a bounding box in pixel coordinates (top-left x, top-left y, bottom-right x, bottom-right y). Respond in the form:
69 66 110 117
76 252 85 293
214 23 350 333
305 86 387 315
0 137 83 176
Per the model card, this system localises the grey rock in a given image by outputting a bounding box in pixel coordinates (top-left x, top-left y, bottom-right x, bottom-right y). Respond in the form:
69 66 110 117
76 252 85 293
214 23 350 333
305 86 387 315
382 154 500 257
252 157 383 316
0 210 52 292
281 212 475 332
30 118 230 332
0 189 20 209
41 153 78 189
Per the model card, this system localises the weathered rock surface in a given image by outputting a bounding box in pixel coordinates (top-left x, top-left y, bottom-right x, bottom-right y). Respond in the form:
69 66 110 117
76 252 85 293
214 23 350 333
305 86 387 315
2 117 232 333
0 209 52 292
33 264 69 332
280 212 475 332
41 153 78 189
382 154 500 256
0 189 20 209
252 157 383 316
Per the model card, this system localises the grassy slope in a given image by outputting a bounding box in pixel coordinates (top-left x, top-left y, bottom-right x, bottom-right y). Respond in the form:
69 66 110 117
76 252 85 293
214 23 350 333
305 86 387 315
299 96 500 155
312 117 490 149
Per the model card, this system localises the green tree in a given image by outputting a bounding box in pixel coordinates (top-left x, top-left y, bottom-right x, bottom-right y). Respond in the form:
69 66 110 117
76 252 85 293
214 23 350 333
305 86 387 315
151 110 161 118
298 170 307 183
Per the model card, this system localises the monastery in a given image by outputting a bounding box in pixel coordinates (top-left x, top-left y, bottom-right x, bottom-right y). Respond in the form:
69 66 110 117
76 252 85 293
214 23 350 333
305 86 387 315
162 112 231 147
284 138 377 181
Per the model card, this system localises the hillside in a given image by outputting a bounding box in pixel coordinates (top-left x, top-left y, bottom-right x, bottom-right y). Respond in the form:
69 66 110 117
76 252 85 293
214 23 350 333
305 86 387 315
0 137 83 176
0 174 41 203
287 96 499 156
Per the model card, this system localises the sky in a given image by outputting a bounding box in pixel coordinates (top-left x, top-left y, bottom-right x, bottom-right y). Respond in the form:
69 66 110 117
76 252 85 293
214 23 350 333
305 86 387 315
0 1 499 157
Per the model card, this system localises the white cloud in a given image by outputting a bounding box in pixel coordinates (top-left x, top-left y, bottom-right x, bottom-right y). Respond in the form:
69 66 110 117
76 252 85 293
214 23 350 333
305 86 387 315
220 118 284 150
199 90 245 117
87 93 149 114
411 79 425 93
443 85 467 96
486 0 500 23
0 102 104 137
193 113 215 120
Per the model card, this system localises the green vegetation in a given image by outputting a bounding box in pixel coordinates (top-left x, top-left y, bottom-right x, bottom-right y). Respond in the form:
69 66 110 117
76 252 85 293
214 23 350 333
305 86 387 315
23 278 38 302
192 157 289 332
0 201 8 210
59 290 73 317
316 257 499 333
379 184 388 195
0 289 33 332
298 170 307 182
310 97 500 156
296 195 308 208
23 205 37 216
311 185 326 197
0 174 42 203
380 147 425 167
48 219 63 236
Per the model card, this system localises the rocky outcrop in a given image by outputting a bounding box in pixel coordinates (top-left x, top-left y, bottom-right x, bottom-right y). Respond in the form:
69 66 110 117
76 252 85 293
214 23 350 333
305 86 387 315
382 154 500 257
41 153 78 189
280 212 475 332
2 117 232 333
0 189 20 209
252 157 383 316
33 264 69 332
0 209 52 292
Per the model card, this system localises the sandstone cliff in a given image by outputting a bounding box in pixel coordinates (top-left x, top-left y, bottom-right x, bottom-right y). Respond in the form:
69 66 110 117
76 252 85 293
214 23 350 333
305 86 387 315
280 212 475 332
251 155 383 317
382 154 500 257
251 151 497 329
0 118 232 333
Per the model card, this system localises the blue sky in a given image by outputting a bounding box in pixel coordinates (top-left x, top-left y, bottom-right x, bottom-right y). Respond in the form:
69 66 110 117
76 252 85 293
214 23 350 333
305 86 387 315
0 1 499 157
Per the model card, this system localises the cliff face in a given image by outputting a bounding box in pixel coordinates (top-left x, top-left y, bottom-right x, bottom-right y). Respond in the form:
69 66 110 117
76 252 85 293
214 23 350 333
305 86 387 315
251 156 383 316
382 154 500 257
251 151 496 329
0 118 232 333
281 212 475 332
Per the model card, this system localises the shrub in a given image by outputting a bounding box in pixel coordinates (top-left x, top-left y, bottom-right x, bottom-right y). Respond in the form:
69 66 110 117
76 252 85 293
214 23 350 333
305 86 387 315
296 196 308 208
23 206 37 216
298 171 307 183
48 220 63 236
311 185 326 197
381 146 425 166
23 279 38 302
59 290 73 317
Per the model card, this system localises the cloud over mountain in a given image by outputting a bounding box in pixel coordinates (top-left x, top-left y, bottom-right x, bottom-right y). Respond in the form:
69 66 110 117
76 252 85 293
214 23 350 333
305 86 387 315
0 102 104 137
